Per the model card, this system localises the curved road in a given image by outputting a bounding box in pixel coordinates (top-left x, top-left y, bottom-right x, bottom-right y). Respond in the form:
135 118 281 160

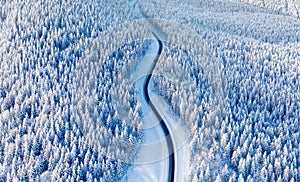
143 32 175 182
130 1 176 181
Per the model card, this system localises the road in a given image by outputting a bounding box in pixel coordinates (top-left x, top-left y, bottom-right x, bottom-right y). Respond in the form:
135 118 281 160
144 32 175 182
123 1 191 182
135 2 175 182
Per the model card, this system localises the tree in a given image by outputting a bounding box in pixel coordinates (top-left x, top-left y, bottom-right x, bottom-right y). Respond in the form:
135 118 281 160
283 166 290 181
238 173 244 182
204 166 210 180
215 175 221 182
238 158 246 176
274 158 281 176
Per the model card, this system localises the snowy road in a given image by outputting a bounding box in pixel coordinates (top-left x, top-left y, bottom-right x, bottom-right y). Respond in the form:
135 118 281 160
123 1 191 181
122 38 171 182
145 33 175 182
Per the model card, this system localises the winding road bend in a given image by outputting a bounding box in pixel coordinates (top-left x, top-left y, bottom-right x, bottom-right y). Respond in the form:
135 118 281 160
136 2 176 181
144 32 175 182
124 1 179 182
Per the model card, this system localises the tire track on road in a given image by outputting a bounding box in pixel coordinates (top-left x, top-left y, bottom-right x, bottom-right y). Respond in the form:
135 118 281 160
134 2 176 181
143 32 175 182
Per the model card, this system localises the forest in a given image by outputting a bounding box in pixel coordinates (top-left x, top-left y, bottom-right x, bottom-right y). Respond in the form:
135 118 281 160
141 0 300 181
0 0 148 181
1 0 299 181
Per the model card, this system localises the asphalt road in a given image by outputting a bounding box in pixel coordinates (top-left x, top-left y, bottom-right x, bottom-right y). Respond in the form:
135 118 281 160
143 32 175 182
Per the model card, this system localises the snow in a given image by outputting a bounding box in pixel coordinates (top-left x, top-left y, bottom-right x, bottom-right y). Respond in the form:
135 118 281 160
124 3 192 179
149 90 191 182
2 0 300 181
0 1 145 180
40 171 52 182
124 18 192 181
122 39 169 182
138 0 300 181
1 110 10 120
231 0 300 18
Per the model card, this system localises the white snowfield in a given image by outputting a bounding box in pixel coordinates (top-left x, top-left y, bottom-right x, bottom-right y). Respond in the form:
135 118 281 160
139 0 300 181
0 0 146 181
232 0 300 18
149 91 191 182
124 36 191 182
122 40 169 182
1 0 300 181
126 2 192 181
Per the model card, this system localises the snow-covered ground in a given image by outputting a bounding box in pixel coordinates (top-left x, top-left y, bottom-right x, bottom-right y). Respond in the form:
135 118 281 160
140 0 300 181
0 0 146 181
122 40 169 182
231 0 300 18
149 90 191 182
125 33 191 181
1 0 300 181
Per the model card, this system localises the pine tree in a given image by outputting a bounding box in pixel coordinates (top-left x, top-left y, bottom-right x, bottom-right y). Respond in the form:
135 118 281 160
238 173 244 182
215 175 221 182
